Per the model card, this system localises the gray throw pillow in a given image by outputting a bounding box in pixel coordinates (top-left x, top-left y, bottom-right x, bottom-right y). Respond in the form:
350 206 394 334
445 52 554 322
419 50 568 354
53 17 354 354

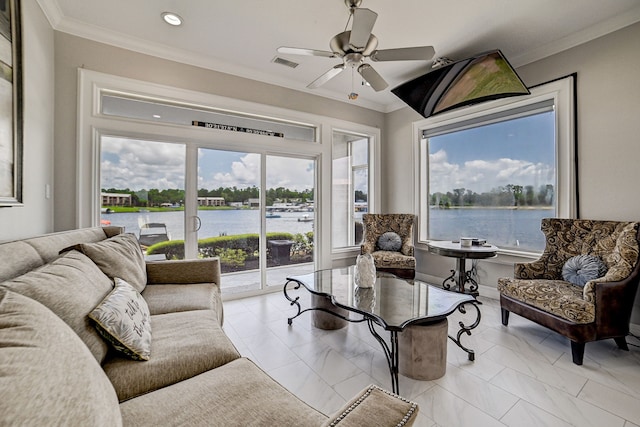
73 233 147 293
377 232 402 252
562 254 608 287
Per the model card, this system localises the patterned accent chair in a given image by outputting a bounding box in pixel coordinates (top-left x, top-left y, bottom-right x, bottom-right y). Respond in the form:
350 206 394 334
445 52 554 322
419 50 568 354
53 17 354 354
361 214 416 279
498 218 640 365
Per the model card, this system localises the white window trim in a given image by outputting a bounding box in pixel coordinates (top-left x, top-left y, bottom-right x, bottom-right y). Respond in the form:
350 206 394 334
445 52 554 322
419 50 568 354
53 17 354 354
330 128 381 256
413 75 576 256
76 68 380 268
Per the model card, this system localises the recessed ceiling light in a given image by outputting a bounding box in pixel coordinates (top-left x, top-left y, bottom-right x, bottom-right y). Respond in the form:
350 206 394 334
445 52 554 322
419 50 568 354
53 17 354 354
162 12 182 26
152 114 161 119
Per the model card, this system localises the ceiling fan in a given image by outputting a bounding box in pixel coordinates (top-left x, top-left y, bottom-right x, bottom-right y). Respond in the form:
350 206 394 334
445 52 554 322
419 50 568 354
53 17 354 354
277 0 435 96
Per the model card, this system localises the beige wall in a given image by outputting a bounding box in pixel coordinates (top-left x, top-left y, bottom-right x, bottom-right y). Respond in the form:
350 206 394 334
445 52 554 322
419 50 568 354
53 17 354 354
0 0 55 241
383 22 640 322
53 32 384 231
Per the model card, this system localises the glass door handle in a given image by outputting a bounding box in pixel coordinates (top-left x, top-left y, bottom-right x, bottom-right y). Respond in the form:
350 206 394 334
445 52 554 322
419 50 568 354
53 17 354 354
194 216 202 232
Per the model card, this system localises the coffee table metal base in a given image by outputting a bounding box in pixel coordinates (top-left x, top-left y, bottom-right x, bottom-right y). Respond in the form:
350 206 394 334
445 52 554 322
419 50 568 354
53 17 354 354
284 278 481 394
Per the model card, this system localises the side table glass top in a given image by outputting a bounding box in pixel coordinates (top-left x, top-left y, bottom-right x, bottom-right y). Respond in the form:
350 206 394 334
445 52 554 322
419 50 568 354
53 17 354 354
287 266 475 330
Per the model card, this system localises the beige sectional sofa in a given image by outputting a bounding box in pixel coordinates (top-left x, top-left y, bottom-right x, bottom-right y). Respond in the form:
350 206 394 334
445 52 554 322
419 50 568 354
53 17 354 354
0 226 418 426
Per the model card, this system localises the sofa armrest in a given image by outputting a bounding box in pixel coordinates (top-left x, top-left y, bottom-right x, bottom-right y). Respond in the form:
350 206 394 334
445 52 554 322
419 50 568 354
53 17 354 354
322 385 418 427
146 258 221 286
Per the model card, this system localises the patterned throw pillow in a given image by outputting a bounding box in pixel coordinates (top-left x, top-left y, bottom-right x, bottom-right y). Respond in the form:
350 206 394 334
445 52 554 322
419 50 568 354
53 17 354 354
377 232 402 252
89 277 152 361
562 254 608 287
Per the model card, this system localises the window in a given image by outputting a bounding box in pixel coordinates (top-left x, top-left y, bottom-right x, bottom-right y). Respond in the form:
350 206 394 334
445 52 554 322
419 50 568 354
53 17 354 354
332 131 372 249
417 76 576 254
79 69 380 296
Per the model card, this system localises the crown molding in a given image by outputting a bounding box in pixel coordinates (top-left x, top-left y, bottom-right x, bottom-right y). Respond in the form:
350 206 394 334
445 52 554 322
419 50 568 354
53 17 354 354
36 0 64 27
511 6 640 67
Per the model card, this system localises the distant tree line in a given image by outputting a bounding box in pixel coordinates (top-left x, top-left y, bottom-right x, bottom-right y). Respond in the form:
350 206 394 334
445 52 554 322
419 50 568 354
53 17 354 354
430 184 554 208
102 186 314 207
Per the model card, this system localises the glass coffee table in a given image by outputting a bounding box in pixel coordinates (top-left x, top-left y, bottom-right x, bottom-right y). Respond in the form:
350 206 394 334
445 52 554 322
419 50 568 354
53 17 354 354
284 266 481 394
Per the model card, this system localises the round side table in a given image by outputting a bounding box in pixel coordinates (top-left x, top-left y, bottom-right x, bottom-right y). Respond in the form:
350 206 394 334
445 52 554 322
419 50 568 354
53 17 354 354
427 240 498 296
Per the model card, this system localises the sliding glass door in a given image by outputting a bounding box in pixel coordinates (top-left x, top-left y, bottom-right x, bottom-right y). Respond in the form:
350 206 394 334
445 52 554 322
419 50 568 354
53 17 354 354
99 136 186 258
195 148 262 294
265 155 315 288
99 138 316 296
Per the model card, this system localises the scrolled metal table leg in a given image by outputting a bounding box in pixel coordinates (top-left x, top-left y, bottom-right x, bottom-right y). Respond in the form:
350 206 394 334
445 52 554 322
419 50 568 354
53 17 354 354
442 269 456 290
367 319 400 394
284 279 303 325
448 301 481 361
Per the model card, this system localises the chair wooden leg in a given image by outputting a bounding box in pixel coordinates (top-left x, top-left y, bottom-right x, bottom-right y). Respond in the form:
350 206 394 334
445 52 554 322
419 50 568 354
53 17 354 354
501 308 510 326
571 341 585 365
614 336 629 351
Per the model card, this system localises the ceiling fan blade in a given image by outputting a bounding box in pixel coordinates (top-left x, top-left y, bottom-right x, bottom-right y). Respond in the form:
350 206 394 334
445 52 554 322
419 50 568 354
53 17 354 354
358 64 388 91
277 46 336 58
349 8 377 51
307 64 346 89
370 46 435 62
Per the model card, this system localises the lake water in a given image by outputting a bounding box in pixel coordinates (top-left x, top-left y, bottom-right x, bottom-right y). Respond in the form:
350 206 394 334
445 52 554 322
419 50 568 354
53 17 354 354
429 207 551 251
102 207 551 252
101 209 314 241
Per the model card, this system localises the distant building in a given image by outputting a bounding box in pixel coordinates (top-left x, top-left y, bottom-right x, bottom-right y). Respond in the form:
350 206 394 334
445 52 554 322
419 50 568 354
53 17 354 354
101 192 131 206
246 198 260 207
198 197 225 206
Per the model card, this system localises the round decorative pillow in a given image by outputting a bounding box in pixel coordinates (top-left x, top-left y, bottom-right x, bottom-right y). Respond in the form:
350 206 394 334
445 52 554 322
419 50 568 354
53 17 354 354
562 254 608 287
377 232 402 252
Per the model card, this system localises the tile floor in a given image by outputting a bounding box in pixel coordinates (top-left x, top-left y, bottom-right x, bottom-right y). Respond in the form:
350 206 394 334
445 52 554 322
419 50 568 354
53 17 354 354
222 291 640 427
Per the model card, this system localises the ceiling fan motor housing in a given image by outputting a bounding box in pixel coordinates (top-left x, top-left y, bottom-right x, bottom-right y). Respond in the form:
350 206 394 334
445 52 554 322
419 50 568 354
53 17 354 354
330 31 378 56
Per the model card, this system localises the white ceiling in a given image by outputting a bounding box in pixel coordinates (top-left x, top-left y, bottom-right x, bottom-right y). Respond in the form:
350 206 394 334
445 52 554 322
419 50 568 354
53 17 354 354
38 0 640 112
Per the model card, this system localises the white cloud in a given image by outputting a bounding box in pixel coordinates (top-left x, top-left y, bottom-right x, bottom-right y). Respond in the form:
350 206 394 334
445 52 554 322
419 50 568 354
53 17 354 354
429 149 554 194
101 137 185 190
102 137 315 192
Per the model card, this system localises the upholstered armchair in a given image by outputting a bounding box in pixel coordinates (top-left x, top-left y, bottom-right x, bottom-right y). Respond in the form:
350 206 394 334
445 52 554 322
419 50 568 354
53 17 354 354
498 218 640 365
361 214 416 279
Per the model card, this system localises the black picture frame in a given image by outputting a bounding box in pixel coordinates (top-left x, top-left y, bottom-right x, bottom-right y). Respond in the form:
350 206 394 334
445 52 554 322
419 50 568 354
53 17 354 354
0 0 22 207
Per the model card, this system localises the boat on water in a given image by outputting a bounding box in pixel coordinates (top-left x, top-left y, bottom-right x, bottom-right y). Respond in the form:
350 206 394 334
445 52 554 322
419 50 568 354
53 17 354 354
298 214 313 222
139 223 170 246
266 213 281 219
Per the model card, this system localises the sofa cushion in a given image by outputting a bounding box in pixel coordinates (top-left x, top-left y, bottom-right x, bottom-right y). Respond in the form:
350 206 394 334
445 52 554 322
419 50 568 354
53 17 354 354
377 231 402 252
371 251 416 269
102 309 240 401
119 357 326 426
562 255 607 287
73 233 147 293
497 277 595 323
142 282 221 318
0 289 122 426
0 250 114 363
25 227 109 263
90 278 152 361
0 240 44 282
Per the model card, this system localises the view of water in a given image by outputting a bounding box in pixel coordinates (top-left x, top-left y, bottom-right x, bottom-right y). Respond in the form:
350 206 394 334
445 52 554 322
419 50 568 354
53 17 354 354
101 209 314 241
103 207 550 252
429 207 552 252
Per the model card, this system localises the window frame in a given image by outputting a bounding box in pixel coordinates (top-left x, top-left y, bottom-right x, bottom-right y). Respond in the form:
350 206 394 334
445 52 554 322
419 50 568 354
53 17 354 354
77 69 380 270
331 130 377 252
413 75 577 256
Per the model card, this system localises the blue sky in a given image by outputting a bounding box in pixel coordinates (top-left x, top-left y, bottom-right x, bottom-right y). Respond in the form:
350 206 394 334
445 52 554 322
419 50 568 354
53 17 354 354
428 111 556 194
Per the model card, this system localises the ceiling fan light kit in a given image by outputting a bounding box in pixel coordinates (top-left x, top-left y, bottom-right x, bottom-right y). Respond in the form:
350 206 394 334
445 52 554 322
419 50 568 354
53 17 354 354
277 0 435 99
